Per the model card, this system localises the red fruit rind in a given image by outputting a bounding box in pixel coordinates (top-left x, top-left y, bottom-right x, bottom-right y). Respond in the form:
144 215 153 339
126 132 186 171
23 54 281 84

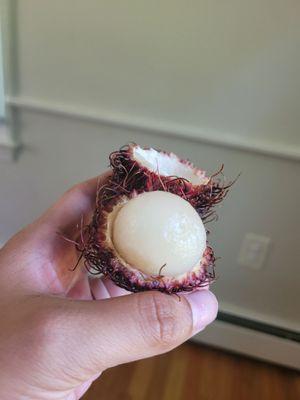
108 144 231 222
78 144 233 293
83 192 216 294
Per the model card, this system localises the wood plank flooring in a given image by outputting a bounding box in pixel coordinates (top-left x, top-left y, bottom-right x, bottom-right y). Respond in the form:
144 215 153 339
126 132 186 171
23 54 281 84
82 342 300 400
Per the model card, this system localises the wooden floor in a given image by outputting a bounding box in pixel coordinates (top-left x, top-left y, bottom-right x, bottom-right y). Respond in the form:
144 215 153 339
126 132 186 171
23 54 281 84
82 342 300 400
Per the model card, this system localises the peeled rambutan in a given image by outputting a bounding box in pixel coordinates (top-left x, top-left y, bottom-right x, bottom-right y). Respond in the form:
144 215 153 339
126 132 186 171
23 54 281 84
81 144 233 294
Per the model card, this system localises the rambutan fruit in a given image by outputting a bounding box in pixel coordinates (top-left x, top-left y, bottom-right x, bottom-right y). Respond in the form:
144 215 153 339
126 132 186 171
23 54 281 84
81 144 232 294
109 144 230 222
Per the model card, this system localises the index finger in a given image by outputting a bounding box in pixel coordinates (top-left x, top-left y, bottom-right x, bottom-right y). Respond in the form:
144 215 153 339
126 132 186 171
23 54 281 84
40 170 111 235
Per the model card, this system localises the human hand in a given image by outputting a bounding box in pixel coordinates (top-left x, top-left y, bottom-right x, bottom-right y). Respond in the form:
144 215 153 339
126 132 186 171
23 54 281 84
0 172 218 400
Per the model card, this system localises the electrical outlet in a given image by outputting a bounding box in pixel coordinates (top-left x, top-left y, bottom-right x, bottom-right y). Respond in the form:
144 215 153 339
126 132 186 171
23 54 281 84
238 233 271 270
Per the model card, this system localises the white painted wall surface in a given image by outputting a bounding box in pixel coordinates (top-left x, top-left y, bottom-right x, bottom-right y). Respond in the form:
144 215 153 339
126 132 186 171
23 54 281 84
16 0 300 149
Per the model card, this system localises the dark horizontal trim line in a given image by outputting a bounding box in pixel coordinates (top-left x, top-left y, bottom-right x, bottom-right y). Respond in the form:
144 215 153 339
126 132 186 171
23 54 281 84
217 312 300 343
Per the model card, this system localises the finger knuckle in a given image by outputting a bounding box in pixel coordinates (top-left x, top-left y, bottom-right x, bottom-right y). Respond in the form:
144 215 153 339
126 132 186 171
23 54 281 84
64 183 85 199
137 293 187 350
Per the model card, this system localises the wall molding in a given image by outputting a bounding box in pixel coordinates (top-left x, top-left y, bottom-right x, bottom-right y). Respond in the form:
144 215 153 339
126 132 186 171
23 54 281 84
6 95 300 162
220 301 300 333
0 121 20 161
193 319 300 370
0 1 21 160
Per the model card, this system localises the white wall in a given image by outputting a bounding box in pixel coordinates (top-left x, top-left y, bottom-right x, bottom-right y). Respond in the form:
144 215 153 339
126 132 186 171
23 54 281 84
0 0 299 332
15 0 300 150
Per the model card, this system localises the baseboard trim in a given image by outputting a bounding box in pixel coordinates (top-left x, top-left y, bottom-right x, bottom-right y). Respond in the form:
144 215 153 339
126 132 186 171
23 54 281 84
193 319 300 370
6 95 300 162
217 311 300 343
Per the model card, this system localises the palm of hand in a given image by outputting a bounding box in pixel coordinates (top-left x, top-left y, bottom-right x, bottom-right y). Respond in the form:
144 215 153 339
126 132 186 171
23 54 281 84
0 174 217 400
0 175 127 399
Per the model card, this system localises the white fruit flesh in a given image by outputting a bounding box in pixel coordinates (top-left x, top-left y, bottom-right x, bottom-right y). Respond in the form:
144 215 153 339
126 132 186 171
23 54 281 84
132 146 208 185
112 191 207 277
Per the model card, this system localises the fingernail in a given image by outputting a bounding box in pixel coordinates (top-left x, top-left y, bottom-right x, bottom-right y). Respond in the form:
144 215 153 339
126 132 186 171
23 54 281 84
185 290 218 334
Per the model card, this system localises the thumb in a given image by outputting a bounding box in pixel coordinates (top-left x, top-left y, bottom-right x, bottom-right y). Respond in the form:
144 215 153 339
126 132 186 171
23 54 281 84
44 290 217 378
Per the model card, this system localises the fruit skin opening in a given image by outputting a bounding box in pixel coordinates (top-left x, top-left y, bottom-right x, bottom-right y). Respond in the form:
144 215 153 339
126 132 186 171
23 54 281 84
132 146 208 185
109 144 232 223
78 144 233 294
112 191 207 278
81 190 216 294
